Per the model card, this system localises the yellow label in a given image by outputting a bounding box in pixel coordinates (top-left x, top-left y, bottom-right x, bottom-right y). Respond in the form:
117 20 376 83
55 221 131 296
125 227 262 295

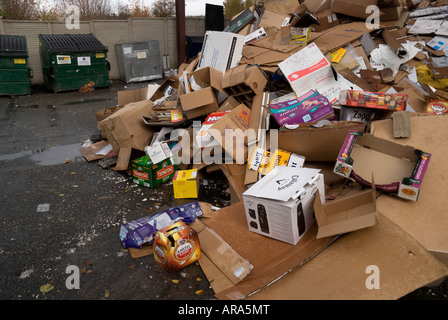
96 53 105 58
14 58 26 64
330 48 346 63
171 110 183 122
249 149 296 176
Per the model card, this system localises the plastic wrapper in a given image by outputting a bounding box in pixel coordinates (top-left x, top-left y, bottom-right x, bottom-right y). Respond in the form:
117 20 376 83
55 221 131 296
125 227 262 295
416 62 448 89
119 202 203 249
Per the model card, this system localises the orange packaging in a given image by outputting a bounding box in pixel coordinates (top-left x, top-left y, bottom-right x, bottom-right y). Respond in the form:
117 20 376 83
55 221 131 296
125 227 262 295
153 221 201 273
425 99 448 115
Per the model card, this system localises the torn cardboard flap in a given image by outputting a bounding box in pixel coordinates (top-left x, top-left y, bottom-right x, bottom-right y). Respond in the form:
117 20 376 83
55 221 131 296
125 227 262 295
98 99 155 170
209 104 252 163
198 226 253 285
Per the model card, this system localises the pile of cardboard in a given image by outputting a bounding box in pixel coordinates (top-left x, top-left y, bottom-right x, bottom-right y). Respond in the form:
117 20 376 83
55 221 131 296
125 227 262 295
85 0 448 300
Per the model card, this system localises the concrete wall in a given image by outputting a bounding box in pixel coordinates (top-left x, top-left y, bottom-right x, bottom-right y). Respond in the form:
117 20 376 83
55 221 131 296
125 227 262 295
0 17 207 84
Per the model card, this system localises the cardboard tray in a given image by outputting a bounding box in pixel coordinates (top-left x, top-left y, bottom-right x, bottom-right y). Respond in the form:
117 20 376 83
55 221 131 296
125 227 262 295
333 130 431 201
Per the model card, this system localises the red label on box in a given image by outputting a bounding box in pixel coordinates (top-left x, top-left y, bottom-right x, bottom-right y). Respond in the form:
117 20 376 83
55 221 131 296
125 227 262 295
156 165 174 180
133 170 149 180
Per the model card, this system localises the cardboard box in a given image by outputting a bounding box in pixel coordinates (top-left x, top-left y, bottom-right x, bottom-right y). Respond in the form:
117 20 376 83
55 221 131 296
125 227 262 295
196 110 231 149
209 104 251 164
269 90 335 126
173 169 199 198
98 99 155 170
380 6 404 21
197 31 245 74
117 86 152 107
339 106 375 124
119 202 204 249
245 27 267 45
280 16 312 46
148 75 180 109
242 167 325 245
131 155 176 188
313 9 340 32
96 106 121 124
277 121 365 162
331 0 378 19
223 7 257 34
179 67 225 119
314 187 377 239
303 0 331 14
312 22 369 54
290 27 311 46
278 43 353 103
339 90 407 111
222 64 268 105
153 221 201 273
333 130 431 201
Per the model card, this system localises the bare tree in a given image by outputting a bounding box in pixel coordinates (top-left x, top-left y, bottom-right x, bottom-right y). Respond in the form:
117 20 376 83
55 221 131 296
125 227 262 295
0 0 40 20
150 0 175 18
60 0 114 20
118 0 151 18
222 0 253 19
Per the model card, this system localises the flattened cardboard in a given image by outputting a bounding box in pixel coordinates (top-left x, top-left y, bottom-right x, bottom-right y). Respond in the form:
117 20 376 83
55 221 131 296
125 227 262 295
198 226 253 285
371 116 448 264
312 22 370 54
199 201 337 300
331 0 378 19
303 0 331 14
245 213 448 300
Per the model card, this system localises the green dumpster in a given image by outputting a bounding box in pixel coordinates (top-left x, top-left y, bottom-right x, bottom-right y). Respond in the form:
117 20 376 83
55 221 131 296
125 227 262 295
0 35 32 96
38 33 110 93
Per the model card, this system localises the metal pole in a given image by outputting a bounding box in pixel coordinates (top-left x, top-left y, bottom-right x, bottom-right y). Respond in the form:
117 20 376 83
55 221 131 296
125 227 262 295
175 0 186 66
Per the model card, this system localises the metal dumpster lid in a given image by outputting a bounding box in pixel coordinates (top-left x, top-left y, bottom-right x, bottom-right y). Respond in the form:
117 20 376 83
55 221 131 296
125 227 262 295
38 33 107 53
0 35 28 57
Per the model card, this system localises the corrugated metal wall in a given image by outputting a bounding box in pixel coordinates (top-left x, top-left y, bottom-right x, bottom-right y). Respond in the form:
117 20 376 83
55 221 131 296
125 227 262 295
0 17 207 85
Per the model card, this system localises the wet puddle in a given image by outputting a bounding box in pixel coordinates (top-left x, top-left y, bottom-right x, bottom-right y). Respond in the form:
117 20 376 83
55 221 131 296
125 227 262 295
0 143 85 166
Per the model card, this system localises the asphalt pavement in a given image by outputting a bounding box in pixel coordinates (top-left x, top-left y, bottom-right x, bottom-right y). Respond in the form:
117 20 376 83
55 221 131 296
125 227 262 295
0 81 226 301
1 80 447 303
